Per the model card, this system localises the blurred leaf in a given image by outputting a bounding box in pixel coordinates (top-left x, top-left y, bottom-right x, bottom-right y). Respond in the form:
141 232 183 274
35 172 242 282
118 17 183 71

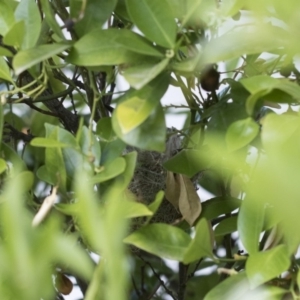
214 216 238 236
0 46 13 56
122 59 169 89
226 117 259 151
238 197 264 254
177 174 201 226
124 223 191 260
90 157 126 184
73 170 103 251
70 0 117 37
0 0 15 36
200 24 286 66
13 42 71 75
119 199 153 218
201 197 241 221
126 0 176 48
55 273 73 295
14 0 41 49
183 218 213 264
203 273 285 300
3 20 24 47
246 245 290 288
30 137 72 148
0 159 6 174
0 56 13 82
241 75 278 94
40 0 65 40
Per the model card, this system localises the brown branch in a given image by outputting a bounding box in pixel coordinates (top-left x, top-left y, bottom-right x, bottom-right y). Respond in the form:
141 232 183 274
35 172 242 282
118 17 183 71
23 100 59 117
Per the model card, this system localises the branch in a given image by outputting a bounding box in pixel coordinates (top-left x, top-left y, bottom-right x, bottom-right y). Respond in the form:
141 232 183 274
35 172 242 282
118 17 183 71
178 263 188 300
4 122 34 143
137 254 177 300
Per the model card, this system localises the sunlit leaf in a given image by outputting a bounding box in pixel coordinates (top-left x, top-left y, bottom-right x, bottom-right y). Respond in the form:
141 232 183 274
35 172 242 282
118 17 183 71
246 245 290 288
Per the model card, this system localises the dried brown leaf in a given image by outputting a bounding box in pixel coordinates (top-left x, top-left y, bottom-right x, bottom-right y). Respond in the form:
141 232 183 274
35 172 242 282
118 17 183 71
178 175 201 226
165 171 180 208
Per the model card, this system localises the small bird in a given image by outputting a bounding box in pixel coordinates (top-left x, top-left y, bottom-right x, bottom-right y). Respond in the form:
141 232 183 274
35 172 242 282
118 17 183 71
200 64 220 92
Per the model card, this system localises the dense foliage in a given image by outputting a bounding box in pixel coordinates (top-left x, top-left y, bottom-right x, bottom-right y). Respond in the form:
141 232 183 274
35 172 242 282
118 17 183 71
1 0 300 299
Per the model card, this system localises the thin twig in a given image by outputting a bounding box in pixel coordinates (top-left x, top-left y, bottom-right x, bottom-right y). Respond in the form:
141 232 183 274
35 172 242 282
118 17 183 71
138 255 177 300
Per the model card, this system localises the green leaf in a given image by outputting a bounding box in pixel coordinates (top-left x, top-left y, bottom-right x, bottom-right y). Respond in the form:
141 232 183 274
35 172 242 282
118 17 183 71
180 0 206 27
126 0 176 48
30 138 72 148
240 75 278 94
40 0 65 40
246 245 290 289
118 200 153 219
146 190 164 223
163 148 211 177
90 157 126 184
0 158 7 174
204 272 249 300
201 197 241 221
124 223 191 260
262 113 300 155
226 118 259 152
73 171 103 252
3 20 24 47
0 0 15 36
122 59 169 89
67 29 149 66
0 56 13 82
13 42 72 75
200 25 285 66
116 30 164 57
14 0 41 49
116 96 158 134
183 218 213 264
113 103 166 151
70 0 117 37
0 46 13 56
214 216 238 236
77 125 101 166
238 197 264 254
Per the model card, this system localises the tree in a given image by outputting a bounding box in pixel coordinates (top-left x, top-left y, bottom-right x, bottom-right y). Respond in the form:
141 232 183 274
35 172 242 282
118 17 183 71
0 0 300 299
